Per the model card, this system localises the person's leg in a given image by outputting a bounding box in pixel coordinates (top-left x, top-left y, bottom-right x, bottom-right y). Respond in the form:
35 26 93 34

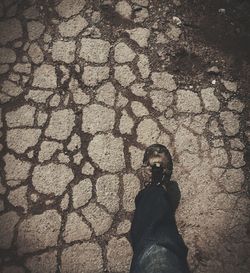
130 184 189 273
129 144 190 273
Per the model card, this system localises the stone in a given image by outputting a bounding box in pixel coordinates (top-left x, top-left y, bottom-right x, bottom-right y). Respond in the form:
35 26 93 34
157 131 172 150
230 138 244 150
23 6 40 19
63 212 92 243
134 7 149 23
178 152 201 172
26 251 57 273
96 174 120 213
81 26 102 38
82 66 110 86
123 173 140 211
174 126 199 154
107 237 133 272
131 101 149 117
2 80 23 98
0 48 16 63
95 82 116 106
17 210 61 254
30 193 39 202
117 219 131 235
88 133 125 173
212 139 224 148
156 33 168 43
131 83 147 97
6 105 36 127
61 193 69 210
13 63 31 74
137 118 160 146
37 111 48 126
73 152 83 165
60 65 70 84
176 89 202 113
8 186 28 212
219 169 244 192
80 38 110 63
27 21 45 40
209 119 222 136
116 92 128 108
220 111 240 136
119 109 134 134
214 193 238 211
131 0 149 6
49 94 61 107
45 109 75 140
4 153 31 181
201 87 220 112
210 148 228 167
115 1 132 19
114 42 136 63
82 202 112 235
57 0 86 17
0 19 23 45
52 40 76 63
56 152 70 163
61 243 103 273
7 128 41 153
2 266 24 273
91 11 101 23
71 88 90 105
166 24 182 41
137 54 150 79
207 66 220 74
129 145 144 170
0 211 19 249
28 43 44 64
228 99 245 112
25 89 53 103
82 104 115 134
0 64 10 74
9 72 21 82
32 64 57 88
150 90 173 111
39 141 63 162
222 80 237 92
67 133 81 151
43 33 52 43
114 65 136 87
127 28 150 47
189 114 210 134
72 179 92 209
151 72 176 91
57 152 70 163
27 150 34 159
59 15 88 37
81 162 95 175
32 163 74 196
231 151 245 168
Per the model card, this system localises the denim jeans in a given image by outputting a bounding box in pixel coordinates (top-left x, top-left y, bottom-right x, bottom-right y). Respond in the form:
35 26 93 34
129 184 190 273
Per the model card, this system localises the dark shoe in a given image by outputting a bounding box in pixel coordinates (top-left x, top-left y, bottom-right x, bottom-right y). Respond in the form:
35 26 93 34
138 144 173 187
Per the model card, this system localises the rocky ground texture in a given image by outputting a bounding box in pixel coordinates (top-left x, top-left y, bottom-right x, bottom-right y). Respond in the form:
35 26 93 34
0 0 249 272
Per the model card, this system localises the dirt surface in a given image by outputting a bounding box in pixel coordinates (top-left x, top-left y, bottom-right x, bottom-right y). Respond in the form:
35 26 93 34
0 0 249 272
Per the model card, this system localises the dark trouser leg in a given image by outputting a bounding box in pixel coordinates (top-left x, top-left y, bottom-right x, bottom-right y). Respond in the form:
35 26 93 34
129 184 190 273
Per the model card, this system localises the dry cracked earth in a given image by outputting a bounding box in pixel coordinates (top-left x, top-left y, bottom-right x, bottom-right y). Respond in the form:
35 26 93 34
0 0 249 272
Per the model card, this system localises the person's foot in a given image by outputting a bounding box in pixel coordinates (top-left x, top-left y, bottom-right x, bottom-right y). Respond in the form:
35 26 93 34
138 144 173 187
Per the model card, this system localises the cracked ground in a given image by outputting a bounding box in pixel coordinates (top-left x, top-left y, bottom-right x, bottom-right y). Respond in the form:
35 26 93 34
0 0 249 272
